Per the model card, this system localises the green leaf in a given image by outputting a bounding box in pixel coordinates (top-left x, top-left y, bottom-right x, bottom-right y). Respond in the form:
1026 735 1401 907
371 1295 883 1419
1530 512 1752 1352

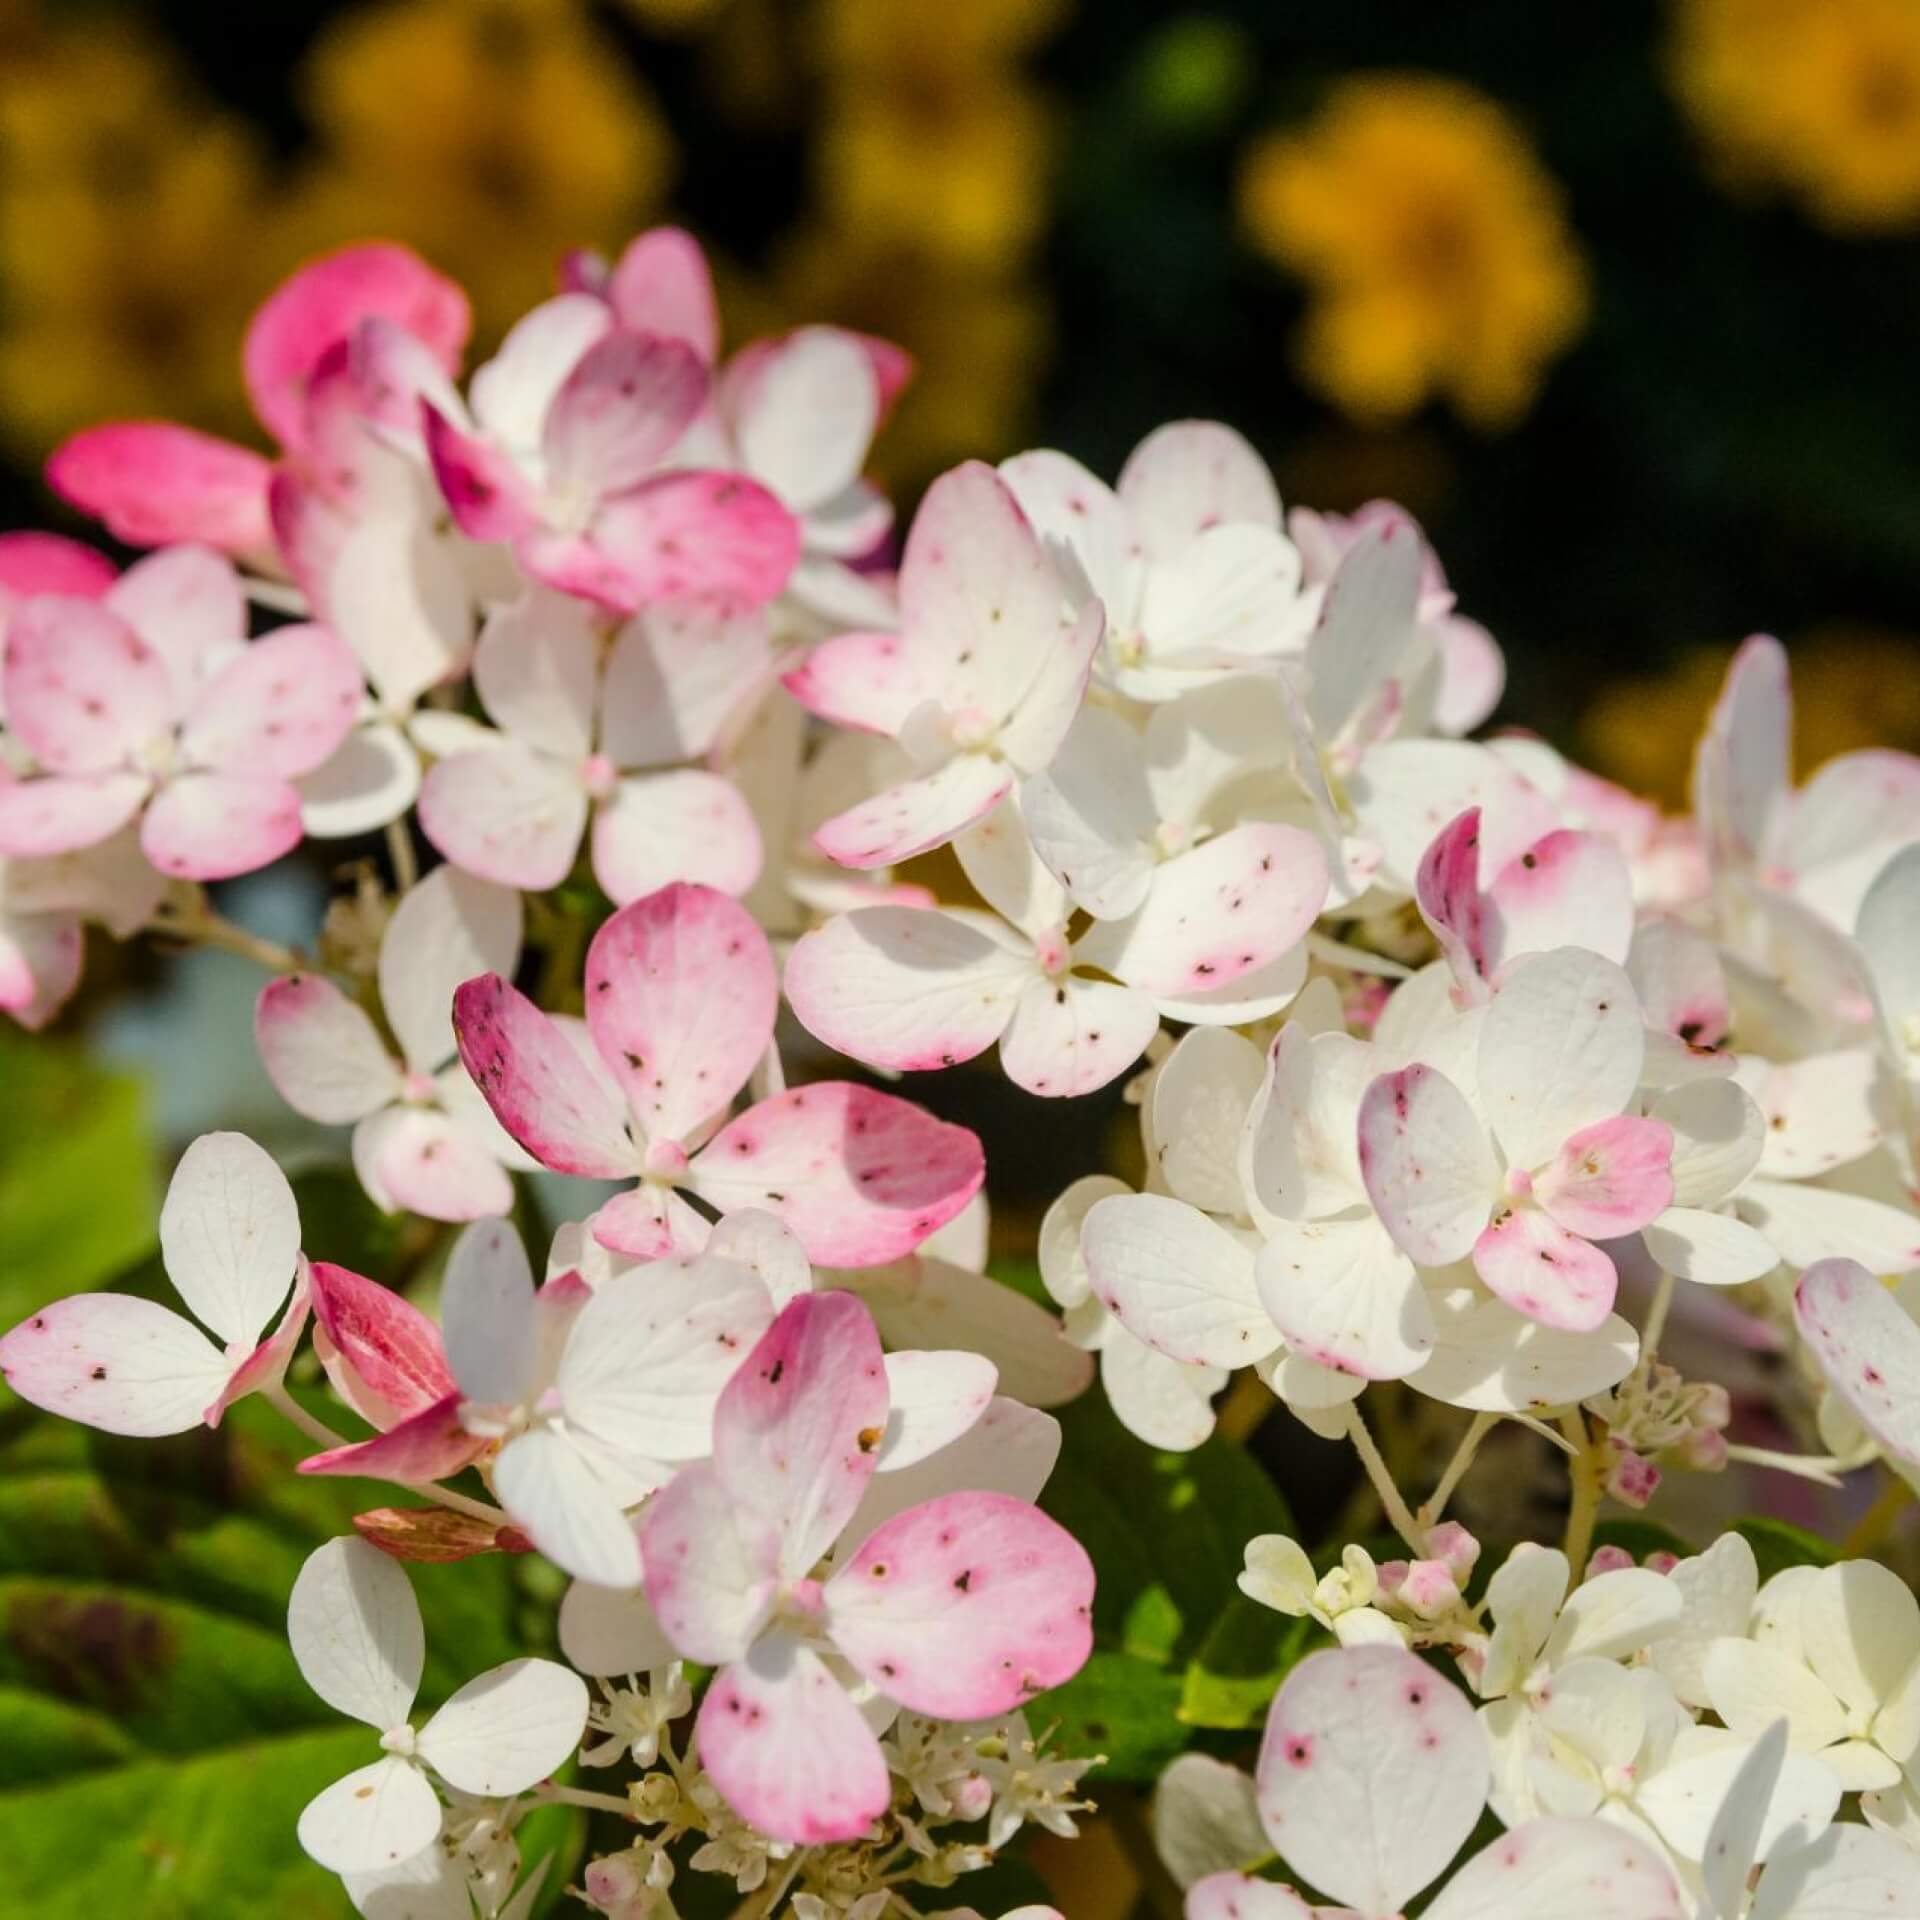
1735 1516 1838 1582
0 1030 155 1327
1041 1394 1293 1668
1179 1595 1316 1731
1028 1650 1188 1783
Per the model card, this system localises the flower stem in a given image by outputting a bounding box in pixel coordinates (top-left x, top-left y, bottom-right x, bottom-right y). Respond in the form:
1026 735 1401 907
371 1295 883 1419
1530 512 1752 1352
1559 1409 1604 1580
1213 1369 1272 1445
1843 1471 1915 1558
150 891 307 973
385 819 420 894
534 1782 636 1819
1345 1401 1426 1553
1419 1411 1497 1530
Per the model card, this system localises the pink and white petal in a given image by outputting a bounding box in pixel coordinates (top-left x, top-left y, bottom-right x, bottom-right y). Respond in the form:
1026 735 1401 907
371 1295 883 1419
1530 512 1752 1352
1751 1049 1889 1181
1258 1645 1487 1918
874 1350 997 1470
299 1391 484 1483
1346 737 1559 895
308 1260 456 1423
158 1129 301 1347
356 1107 515 1223
1536 1116 1675 1239
1134 523 1304 661
1254 1216 1436 1381
592 770 762 906
1080 1192 1275 1368
140 771 304 880
1432 614 1505 735
785 907 1032 1072
0 532 114 618
997 448 1133 613
439 1217 538 1410
256 972 400 1123
582 883 776 1146
105 542 248 695
590 1181 711 1259
843 1396 1062 1547
420 404 540 542
1415 806 1489 988
1472 1209 1619 1332
246 242 468 452
542 329 707 503
1476 950 1645 1173
1151 1027 1269 1217
1102 1336 1225 1451
418 746 589 892
606 226 719 359
697 1633 891 1845
411 1656 589 1797
850 1258 1091 1409
210 1266 311 1422
0 1294 231 1436
1794 1259 1920 1467
999 973 1160 1098
728 326 878 511
1415 1289 1638 1414
706 1211 813 1311
1304 519 1425 743
297 1754 441 1877
896 462 1076 719
781 628 927 737
492 1426 644 1588
1736 1177 1920 1274
1423 1817 1685 1920
1628 916 1734 1054
814 754 1013 871
1019 705 1158 920
299 723 421 839
826 1491 1094 1716
1486 830 1635 973
1640 1208 1778 1286
713 1291 890 1572
46 424 274 555
1117 421 1282 553
600 603 776 768
1782 748 1920 927
995 599 1105 775
1073 824 1327 999
0 772 148 870
0 910 82 1030
1184 1874 1314 1920
452 974 637 1178
380 865 523 1079
470 590 599 760
1695 634 1790 868
1357 1065 1499 1267
541 470 799 611
3 597 175 772
559 1574 674 1675
469 291 611 443
691 1083 985 1268
638 1461 780 1662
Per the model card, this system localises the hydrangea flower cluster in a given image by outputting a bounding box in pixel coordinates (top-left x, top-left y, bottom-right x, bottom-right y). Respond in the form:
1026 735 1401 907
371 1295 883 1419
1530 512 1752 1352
3 230 1920 1918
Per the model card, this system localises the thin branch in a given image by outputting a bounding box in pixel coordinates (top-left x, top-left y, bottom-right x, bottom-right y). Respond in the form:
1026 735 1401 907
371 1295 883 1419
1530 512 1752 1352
1559 1409 1603 1580
1418 1411 1497 1530
385 819 420 894
1345 1401 1426 1554
149 892 307 973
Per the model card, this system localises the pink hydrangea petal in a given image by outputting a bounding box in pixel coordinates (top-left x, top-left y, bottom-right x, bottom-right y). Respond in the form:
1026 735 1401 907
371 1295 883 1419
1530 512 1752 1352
1472 1208 1619 1332
0 1294 230 1437
531 470 800 612
308 1260 457 1424
825 1491 1094 1718
453 974 637 1179
542 328 707 502
1535 1116 1675 1239
1253 1216 1436 1382
0 774 149 859
1794 1258 1920 1467
105 544 249 699
355 1107 515 1224
1185 1874 1315 1920
638 1461 780 1662
690 1083 986 1268
582 883 777 1147
417 745 590 891
1485 828 1635 974
1117 420 1282 552
45 424 275 555
781 628 925 736
211 1271 313 1423
1415 806 1488 987
590 1181 711 1259
0 909 83 1030
999 973 1160 1099
179 624 364 778
604 226 720 360
813 755 1015 872
590 770 762 907
1073 824 1327 1001
725 326 879 511
995 599 1105 777
3 597 175 772
255 971 401 1123
298 1391 483 1482
1697 633 1790 868
245 242 469 454
715 1292 890 1575
0 531 116 607
1357 1065 1497 1268
696 1631 891 1845
140 771 305 881
421 402 540 543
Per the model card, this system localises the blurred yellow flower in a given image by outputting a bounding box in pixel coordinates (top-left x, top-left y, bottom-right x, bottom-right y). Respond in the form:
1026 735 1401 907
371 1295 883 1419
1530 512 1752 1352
811 0 1065 269
0 26 272 456
1672 0 1920 229
1240 75 1589 430
289 0 675 344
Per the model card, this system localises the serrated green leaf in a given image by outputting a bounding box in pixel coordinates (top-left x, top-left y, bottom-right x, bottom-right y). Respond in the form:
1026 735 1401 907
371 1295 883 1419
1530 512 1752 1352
1735 1516 1838 1582
1028 1650 1187 1783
